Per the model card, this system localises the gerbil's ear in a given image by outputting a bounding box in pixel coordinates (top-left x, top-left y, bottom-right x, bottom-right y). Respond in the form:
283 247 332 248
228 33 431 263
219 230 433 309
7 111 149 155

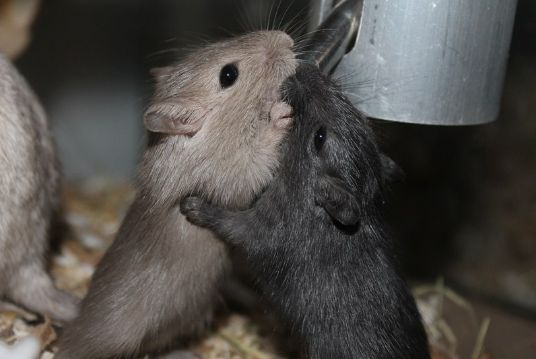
144 101 204 136
380 153 404 183
315 176 361 227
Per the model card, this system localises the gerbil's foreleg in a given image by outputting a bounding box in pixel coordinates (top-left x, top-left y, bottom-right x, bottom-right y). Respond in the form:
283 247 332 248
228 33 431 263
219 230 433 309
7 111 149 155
7 264 80 323
180 197 251 247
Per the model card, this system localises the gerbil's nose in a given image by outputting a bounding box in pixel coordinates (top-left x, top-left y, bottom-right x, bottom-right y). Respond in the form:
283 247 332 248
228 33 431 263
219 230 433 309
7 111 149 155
274 31 294 48
260 31 295 64
260 30 294 49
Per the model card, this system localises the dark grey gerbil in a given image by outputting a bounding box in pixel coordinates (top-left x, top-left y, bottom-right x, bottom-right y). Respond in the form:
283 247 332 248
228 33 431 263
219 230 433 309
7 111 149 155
181 64 430 359
0 53 79 322
56 31 296 359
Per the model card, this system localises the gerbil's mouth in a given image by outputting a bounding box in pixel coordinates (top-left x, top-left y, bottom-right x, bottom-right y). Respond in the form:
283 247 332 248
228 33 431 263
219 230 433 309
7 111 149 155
280 111 293 120
270 102 294 129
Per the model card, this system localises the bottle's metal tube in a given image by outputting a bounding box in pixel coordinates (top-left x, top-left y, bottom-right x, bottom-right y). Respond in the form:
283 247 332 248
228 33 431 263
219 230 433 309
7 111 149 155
306 0 519 126
301 0 364 74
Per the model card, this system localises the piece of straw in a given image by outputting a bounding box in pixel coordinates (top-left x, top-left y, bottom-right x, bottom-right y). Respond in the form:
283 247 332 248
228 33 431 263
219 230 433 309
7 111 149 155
217 329 275 359
470 317 491 359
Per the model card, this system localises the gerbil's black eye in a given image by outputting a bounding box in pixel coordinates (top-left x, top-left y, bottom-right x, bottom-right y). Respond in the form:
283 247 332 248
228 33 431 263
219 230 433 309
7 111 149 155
314 126 327 151
219 63 239 89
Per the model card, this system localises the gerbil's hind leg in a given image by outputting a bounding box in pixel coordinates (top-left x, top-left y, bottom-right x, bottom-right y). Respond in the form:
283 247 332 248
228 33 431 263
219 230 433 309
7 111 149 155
179 197 250 246
7 264 79 323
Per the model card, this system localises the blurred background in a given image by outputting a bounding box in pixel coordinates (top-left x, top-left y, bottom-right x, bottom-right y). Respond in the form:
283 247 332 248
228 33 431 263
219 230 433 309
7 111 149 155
1 0 535 357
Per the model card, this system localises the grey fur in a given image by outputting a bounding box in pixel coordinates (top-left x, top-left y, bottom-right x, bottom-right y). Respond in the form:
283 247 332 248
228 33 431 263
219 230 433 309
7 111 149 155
0 53 79 322
56 31 296 359
181 64 430 358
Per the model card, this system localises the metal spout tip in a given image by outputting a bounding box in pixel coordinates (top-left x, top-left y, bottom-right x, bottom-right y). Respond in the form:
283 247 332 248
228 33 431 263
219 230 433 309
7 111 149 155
300 0 364 74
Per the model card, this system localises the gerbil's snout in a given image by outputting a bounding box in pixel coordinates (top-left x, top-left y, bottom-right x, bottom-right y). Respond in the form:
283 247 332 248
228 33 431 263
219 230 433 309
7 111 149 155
266 30 294 49
281 64 319 107
260 31 295 64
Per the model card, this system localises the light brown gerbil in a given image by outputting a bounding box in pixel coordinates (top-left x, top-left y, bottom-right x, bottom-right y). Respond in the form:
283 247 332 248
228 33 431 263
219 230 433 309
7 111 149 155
0 53 79 322
57 31 296 359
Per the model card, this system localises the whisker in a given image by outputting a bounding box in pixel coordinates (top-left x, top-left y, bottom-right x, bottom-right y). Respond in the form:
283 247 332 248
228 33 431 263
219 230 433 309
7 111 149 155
271 0 284 31
216 26 239 38
287 4 308 34
240 0 256 32
266 0 276 31
287 19 307 37
277 0 293 31
236 0 250 32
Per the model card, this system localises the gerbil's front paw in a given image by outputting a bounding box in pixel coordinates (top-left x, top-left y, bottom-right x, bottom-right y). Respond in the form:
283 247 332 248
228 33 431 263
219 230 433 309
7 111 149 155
180 196 214 228
270 102 293 130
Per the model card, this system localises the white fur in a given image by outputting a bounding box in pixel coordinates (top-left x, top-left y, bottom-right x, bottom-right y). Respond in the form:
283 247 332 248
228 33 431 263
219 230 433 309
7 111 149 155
0 337 40 359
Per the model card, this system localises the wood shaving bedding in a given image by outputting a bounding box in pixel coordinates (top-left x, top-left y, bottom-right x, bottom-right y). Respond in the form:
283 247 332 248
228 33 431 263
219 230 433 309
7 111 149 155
0 179 489 359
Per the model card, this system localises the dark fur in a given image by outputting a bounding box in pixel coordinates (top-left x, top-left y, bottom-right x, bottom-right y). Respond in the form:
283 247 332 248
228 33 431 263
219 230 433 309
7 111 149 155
181 64 430 359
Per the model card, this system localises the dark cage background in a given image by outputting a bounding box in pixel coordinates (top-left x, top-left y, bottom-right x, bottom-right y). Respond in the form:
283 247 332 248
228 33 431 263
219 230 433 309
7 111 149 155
0 0 534 357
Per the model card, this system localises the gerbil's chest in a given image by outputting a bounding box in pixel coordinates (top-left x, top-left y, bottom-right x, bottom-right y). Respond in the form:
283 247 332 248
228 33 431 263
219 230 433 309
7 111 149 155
143 125 281 207
259 220 351 265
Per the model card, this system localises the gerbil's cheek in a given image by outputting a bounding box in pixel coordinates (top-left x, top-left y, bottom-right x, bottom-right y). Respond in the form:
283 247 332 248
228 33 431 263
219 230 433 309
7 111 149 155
270 102 293 129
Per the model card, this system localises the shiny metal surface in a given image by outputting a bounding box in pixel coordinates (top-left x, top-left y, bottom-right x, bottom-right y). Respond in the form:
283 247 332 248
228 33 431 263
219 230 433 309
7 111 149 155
310 0 518 125
302 0 363 74
308 0 335 32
